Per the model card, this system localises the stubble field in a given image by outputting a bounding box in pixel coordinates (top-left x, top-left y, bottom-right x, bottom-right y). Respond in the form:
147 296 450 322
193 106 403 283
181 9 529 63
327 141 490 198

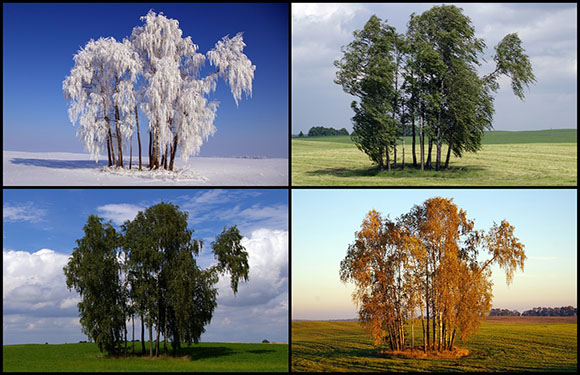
291 318 577 372
291 129 577 186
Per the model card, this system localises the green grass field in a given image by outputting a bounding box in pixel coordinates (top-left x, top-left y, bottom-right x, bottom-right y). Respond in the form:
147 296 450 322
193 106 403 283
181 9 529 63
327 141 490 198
2 341 288 372
291 319 577 372
291 129 577 186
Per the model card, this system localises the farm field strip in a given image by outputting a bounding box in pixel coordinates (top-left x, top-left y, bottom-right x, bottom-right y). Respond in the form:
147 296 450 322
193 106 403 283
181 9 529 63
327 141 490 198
3 342 289 372
291 320 577 372
292 133 577 186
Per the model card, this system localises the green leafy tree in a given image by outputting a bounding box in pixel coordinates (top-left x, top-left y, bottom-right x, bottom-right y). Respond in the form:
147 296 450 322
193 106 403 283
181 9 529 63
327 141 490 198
334 15 400 170
337 6 534 171
63 215 126 355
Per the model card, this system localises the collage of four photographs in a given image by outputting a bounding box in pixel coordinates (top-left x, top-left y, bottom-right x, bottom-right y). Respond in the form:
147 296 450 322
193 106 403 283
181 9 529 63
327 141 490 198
3 2 577 373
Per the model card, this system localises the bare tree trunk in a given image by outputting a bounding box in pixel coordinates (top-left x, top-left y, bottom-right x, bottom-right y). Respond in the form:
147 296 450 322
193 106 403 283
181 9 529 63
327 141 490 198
169 134 179 171
148 131 153 169
108 123 116 167
445 127 454 169
420 114 424 171
124 320 127 355
438 312 443 351
164 320 168 356
135 106 142 171
425 262 430 350
141 315 145 355
148 322 153 357
162 145 168 170
411 320 414 350
155 325 160 357
412 115 417 167
426 136 433 169
402 138 405 170
436 125 441 171
393 139 397 169
106 136 112 167
131 315 134 354
385 145 391 171
422 316 426 353
115 105 123 167
129 133 133 170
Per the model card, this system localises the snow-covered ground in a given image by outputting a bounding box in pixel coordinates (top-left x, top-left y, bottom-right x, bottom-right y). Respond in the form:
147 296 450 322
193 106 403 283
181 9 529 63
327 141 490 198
3 151 288 186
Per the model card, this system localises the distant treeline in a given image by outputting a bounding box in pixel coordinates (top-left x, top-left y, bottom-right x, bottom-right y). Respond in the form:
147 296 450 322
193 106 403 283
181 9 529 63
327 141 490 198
489 306 577 317
300 126 350 137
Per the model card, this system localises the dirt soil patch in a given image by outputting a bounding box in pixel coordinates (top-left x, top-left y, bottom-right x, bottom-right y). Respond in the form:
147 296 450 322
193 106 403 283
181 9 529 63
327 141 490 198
378 346 469 359
485 316 577 324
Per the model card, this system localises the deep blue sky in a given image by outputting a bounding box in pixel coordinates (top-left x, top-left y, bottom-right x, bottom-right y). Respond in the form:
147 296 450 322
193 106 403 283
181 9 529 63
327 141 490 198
3 189 288 345
3 3 289 158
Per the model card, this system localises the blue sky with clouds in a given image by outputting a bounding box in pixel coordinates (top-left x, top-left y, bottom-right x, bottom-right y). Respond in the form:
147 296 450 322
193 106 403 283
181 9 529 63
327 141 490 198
292 3 577 134
3 189 288 345
3 3 288 158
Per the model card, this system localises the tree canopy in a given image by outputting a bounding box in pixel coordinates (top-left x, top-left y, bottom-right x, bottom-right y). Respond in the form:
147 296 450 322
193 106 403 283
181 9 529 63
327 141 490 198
63 10 256 171
334 5 535 171
340 197 526 353
64 202 249 356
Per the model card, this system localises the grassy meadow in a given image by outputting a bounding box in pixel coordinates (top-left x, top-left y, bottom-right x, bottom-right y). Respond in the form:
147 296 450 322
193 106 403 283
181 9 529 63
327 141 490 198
2 341 288 372
291 129 577 186
291 318 577 372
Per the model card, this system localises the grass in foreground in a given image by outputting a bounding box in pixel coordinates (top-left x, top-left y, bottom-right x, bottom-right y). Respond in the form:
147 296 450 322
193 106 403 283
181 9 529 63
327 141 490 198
291 320 577 372
3 341 288 372
291 129 577 186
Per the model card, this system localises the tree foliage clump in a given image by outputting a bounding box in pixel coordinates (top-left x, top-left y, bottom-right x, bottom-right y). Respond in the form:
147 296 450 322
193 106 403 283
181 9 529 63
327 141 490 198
334 5 535 171
307 126 349 137
64 202 249 356
63 10 255 171
340 197 526 353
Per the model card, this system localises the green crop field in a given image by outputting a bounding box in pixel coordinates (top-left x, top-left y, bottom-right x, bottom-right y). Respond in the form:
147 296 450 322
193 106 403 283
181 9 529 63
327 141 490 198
291 319 577 372
291 129 577 186
2 341 288 372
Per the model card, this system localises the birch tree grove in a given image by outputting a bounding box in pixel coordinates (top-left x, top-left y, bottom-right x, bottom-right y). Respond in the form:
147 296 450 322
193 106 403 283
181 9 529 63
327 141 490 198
64 202 249 356
63 10 255 170
334 5 535 171
340 197 526 353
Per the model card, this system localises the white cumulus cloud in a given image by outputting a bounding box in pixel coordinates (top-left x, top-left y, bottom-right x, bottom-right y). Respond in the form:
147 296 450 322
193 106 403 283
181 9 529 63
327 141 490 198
3 249 78 318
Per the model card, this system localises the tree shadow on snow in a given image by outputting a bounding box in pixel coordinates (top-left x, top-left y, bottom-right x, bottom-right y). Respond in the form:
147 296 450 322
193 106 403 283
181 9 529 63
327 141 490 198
10 158 107 170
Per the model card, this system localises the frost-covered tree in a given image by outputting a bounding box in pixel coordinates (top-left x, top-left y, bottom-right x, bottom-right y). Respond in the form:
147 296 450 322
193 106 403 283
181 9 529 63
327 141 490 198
64 10 255 171
64 37 142 168
130 10 255 170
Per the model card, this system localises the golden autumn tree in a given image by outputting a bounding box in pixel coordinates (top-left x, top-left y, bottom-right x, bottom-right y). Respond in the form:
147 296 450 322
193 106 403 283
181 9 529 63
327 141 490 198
340 197 526 354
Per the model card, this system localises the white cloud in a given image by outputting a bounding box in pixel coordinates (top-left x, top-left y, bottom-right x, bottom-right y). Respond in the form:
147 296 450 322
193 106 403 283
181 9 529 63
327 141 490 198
96 203 143 226
3 202 47 223
216 228 288 307
3 249 78 319
204 228 289 342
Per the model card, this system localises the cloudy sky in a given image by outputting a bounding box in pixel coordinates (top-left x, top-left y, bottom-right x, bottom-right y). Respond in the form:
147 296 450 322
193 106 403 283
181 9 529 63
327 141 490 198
3 189 288 345
292 3 577 134
292 189 577 320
